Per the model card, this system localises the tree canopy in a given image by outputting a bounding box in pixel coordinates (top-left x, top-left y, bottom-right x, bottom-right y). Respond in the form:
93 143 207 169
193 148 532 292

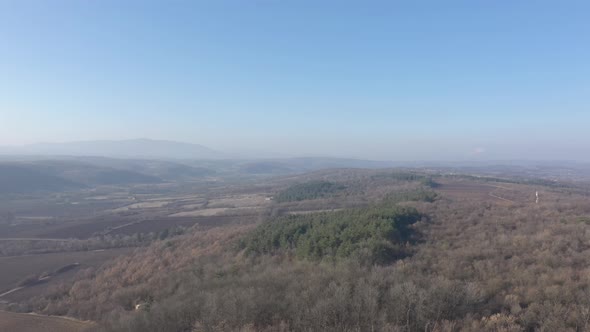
242 206 422 265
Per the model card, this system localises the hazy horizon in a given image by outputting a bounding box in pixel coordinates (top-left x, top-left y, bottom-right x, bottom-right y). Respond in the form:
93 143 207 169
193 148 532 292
1 138 590 164
2 1 589 161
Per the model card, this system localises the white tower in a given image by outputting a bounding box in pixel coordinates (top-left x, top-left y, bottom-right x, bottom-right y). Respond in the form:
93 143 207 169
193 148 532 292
535 191 539 204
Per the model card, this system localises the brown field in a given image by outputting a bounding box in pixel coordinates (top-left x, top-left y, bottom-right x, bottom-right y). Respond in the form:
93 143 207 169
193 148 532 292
32 218 135 239
435 179 560 207
0 310 93 332
435 180 522 204
436 181 495 198
0 248 133 301
168 207 232 217
0 196 124 219
2 211 250 240
168 194 271 217
0 223 51 239
107 216 242 235
0 215 133 239
0 190 271 241
207 194 270 208
109 200 170 212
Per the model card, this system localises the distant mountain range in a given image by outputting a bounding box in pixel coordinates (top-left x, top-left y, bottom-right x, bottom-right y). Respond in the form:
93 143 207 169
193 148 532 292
0 139 223 160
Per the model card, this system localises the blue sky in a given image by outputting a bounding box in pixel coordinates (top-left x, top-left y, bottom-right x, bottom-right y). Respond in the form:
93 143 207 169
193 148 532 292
1 1 589 160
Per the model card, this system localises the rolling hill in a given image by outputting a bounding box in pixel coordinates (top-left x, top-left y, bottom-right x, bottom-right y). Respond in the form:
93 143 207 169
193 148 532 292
0 139 223 160
0 165 85 194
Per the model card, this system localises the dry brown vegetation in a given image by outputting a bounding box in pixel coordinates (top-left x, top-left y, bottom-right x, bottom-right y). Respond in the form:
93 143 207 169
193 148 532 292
5 169 590 331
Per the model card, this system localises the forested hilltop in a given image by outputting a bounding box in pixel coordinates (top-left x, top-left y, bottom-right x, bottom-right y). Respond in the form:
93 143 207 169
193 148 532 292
242 206 422 264
6 169 590 332
274 181 346 202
